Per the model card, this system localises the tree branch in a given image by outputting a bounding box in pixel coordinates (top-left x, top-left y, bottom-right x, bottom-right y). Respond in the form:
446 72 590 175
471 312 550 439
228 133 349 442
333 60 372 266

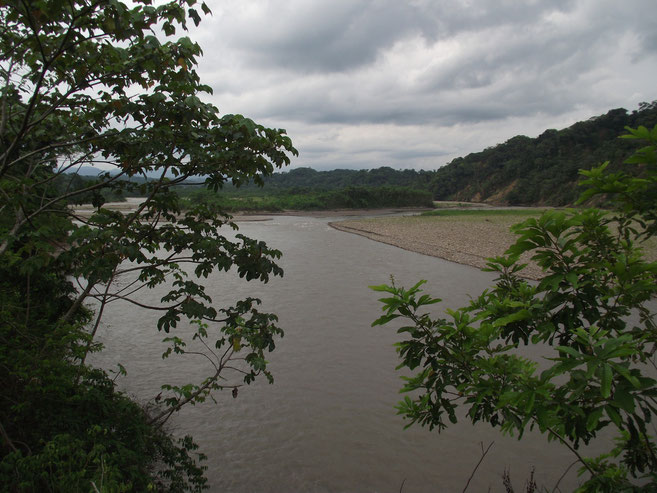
543 424 595 477
463 441 494 492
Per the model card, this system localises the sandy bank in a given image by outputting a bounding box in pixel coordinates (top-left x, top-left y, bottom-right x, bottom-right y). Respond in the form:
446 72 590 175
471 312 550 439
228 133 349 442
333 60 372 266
330 214 546 280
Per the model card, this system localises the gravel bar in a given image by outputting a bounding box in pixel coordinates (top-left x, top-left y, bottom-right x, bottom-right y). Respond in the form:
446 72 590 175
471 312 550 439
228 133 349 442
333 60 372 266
330 215 546 280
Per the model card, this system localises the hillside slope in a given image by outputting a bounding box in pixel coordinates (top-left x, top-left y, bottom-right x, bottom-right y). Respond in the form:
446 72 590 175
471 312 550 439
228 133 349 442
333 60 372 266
430 103 657 206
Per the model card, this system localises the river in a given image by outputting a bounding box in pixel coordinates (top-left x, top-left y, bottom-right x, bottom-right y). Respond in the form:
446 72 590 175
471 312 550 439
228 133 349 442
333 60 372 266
91 214 605 492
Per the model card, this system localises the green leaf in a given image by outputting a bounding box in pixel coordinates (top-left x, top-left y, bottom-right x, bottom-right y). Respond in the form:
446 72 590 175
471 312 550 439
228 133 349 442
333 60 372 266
369 284 396 293
609 362 641 388
612 388 635 413
371 314 400 327
565 272 578 289
492 309 530 327
586 407 604 432
556 346 583 358
601 364 613 398
605 405 623 427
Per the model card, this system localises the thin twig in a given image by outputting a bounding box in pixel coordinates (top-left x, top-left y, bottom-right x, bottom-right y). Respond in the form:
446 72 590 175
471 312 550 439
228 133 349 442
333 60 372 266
463 441 494 492
90 292 184 311
543 424 595 476
148 358 234 426
80 272 116 368
179 351 218 371
551 460 578 493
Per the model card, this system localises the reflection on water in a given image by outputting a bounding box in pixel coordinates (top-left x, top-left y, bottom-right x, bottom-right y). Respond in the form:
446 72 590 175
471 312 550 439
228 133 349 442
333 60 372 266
91 215 605 492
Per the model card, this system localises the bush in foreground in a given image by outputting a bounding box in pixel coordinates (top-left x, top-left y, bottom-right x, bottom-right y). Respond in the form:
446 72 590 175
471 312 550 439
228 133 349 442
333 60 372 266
372 125 657 492
1 0 296 489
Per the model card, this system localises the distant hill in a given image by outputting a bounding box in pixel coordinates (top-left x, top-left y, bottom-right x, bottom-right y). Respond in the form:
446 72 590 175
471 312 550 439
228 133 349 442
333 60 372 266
254 166 434 191
429 102 657 206
252 102 657 207
71 103 657 208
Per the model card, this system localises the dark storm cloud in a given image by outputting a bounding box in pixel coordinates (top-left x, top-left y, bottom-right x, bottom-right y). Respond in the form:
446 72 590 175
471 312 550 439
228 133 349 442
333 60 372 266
637 31 657 58
224 2 415 73
195 0 657 170
218 0 578 75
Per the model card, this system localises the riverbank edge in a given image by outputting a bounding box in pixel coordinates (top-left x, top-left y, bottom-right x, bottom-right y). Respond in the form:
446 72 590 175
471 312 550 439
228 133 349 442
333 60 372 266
328 218 545 280
234 206 434 218
69 201 542 278
71 202 434 221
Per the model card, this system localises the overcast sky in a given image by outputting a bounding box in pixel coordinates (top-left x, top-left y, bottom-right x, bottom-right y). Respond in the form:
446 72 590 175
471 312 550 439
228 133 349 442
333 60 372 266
188 0 657 171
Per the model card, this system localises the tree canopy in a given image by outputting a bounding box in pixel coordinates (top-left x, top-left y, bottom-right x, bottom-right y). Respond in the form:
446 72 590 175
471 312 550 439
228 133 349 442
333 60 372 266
1 0 296 490
372 125 657 491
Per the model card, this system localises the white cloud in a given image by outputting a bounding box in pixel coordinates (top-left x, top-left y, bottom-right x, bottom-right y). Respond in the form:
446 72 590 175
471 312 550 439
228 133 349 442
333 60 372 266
189 0 657 170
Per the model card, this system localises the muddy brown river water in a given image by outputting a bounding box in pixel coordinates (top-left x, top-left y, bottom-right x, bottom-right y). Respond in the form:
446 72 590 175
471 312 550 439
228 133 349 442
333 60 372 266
90 214 611 492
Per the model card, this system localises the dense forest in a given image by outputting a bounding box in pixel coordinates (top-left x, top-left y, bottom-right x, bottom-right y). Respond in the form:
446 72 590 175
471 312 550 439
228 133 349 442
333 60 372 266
228 102 657 207
186 185 434 211
178 166 435 211
253 166 434 191
430 102 657 205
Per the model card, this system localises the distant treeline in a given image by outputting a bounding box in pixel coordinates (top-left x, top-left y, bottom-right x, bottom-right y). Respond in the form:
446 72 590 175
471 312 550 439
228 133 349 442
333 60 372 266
242 102 657 207
186 186 434 211
254 166 435 191
53 172 125 205
65 102 657 209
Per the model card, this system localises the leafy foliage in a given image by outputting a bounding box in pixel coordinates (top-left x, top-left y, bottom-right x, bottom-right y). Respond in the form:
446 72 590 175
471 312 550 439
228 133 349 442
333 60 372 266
0 260 209 491
1 0 296 490
371 126 657 491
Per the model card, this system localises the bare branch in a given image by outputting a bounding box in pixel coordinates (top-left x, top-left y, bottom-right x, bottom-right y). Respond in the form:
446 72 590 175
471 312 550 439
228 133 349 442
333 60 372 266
178 351 218 371
89 291 184 312
148 348 238 426
0 419 19 453
462 442 494 493
543 424 595 477
551 460 578 493
58 279 95 327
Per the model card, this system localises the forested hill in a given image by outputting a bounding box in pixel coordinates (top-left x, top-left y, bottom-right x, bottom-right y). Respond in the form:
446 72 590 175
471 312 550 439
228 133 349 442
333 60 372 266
257 166 435 191
429 103 657 206
248 103 656 207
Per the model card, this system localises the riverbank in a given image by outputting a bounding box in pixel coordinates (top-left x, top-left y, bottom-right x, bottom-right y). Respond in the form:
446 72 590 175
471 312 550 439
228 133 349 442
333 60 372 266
237 206 432 218
330 212 657 281
333 213 542 281
71 201 431 221
71 202 656 279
